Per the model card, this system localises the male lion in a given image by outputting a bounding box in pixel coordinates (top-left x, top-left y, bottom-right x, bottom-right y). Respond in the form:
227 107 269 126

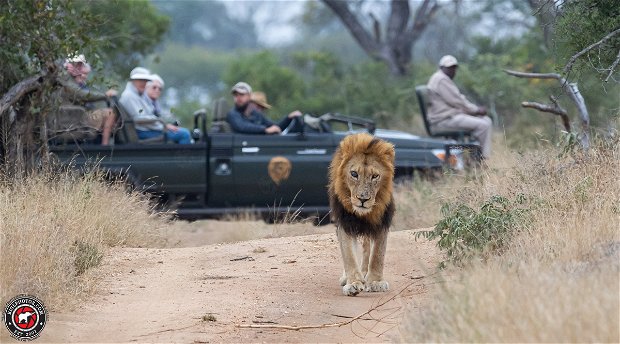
328 133 395 296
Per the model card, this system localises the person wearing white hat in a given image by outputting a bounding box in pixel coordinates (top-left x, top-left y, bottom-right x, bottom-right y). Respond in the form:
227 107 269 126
119 67 154 131
141 74 192 144
426 55 493 158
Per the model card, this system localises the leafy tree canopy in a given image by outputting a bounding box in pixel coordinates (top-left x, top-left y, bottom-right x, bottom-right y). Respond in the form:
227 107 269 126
555 0 620 80
152 0 258 50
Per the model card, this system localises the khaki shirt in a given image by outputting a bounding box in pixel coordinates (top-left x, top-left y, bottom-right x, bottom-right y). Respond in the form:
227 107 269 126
426 70 479 125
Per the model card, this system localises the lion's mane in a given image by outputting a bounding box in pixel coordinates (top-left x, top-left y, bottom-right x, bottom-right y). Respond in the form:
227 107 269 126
328 133 395 238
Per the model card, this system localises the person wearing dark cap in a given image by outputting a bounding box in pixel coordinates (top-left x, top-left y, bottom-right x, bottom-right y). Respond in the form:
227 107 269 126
226 82 301 135
426 55 492 158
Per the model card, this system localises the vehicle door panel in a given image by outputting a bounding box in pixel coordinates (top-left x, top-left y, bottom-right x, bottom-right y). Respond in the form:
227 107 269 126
232 133 335 208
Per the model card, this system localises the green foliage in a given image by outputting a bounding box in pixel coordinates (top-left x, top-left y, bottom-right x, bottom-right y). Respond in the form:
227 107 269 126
148 43 230 95
416 195 532 267
222 51 306 119
0 0 169 93
75 0 170 78
555 0 620 80
0 0 94 93
153 0 258 50
169 100 205 129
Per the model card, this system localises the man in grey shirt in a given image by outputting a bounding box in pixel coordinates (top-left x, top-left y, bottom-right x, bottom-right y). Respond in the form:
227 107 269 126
426 55 492 159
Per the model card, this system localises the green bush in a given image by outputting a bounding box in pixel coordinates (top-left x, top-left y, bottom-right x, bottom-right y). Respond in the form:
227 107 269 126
416 194 532 267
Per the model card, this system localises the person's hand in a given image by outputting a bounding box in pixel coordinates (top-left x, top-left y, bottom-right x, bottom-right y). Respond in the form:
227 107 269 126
288 110 302 119
265 125 281 134
105 89 118 97
166 123 179 132
476 106 488 116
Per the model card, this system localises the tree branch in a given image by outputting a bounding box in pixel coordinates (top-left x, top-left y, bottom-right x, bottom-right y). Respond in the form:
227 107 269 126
522 95 571 132
322 0 380 58
604 48 620 82
504 69 590 149
503 69 563 80
0 73 45 117
563 27 620 75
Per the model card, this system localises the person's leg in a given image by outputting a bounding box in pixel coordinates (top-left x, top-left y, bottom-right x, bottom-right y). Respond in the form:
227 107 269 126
101 108 116 145
436 114 493 158
88 109 110 144
166 127 192 144
136 130 164 140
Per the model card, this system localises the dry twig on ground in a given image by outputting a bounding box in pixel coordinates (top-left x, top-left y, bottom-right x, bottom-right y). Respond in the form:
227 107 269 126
236 274 431 331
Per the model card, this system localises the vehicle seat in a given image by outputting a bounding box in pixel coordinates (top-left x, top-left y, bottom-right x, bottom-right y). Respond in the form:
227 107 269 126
415 85 473 142
304 114 332 133
210 98 231 133
111 100 167 144
47 105 100 144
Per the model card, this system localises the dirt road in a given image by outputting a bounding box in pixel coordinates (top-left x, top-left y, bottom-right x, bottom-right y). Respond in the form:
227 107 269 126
39 222 441 343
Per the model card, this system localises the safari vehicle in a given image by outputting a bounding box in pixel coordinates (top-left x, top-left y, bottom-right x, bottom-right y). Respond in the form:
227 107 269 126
49 99 480 221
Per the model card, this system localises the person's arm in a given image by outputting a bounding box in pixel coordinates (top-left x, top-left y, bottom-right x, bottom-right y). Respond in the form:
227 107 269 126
226 110 268 134
59 77 108 104
436 78 480 115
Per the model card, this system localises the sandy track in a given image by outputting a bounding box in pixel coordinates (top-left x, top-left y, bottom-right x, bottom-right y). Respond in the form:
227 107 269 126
40 228 441 343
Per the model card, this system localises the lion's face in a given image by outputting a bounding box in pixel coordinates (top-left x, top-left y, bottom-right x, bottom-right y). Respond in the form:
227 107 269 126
329 133 395 223
344 154 385 215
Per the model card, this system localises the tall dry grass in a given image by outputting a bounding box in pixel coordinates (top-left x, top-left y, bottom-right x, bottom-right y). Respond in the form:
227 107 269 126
0 169 165 309
399 138 620 342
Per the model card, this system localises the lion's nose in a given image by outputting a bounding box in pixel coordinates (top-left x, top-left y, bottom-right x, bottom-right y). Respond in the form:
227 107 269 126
357 197 370 206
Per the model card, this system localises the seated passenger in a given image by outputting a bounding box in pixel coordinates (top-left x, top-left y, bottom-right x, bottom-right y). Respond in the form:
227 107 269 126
119 67 191 144
143 74 192 144
226 82 301 135
58 54 118 145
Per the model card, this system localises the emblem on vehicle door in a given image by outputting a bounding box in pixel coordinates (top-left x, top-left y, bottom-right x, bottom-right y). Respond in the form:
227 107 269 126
268 156 292 185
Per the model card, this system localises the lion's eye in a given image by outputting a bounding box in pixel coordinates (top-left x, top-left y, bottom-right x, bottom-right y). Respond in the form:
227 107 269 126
350 171 358 179
372 174 380 180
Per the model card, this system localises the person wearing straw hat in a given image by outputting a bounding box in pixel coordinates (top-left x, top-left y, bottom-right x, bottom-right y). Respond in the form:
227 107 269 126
426 55 493 158
226 81 301 135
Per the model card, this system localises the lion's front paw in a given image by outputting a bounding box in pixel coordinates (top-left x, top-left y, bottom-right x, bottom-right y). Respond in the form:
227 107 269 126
342 281 365 296
339 273 347 286
365 280 389 292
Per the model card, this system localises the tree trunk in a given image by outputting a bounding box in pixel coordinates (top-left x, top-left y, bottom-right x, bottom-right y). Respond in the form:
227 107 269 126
322 0 439 76
0 73 48 174
526 0 558 49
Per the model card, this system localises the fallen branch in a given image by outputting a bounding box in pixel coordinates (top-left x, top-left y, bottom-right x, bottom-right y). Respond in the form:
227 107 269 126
0 73 45 117
504 69 590 149
236 274 432 331
522 95 571 132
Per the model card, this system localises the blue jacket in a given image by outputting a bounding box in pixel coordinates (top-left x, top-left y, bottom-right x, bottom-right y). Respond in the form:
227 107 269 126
226 107 274 134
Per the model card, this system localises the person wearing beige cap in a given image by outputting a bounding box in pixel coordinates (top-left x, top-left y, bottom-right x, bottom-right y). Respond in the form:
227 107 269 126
226 82 301 135
426 55 493 158
58 54 118 145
